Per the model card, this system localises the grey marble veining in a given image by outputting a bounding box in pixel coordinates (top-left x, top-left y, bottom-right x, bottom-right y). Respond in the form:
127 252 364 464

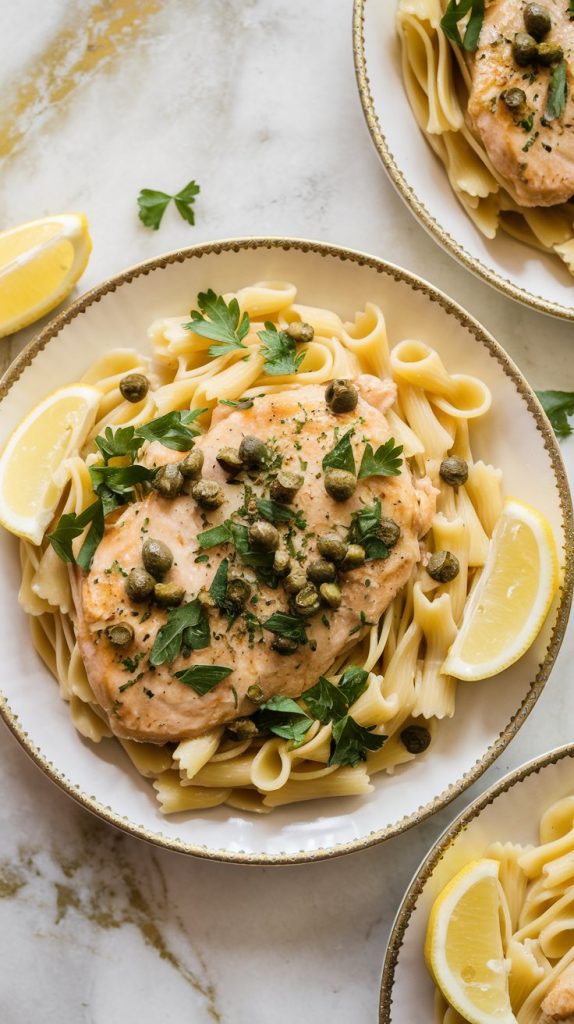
1 1 574 1021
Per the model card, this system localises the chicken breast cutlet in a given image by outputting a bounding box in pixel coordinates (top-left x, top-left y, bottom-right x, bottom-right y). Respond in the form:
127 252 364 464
73 376 436 744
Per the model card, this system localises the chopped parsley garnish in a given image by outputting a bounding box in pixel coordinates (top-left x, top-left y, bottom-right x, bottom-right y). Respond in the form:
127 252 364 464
302 676 348 723
174 664 232 695
135 409 206 450
535 389 574 437
256 696 313 747
122 651 145 673
209 558 229 607
348 500 389 561
197 522 233 549
440 0 484 51
184 290 249 356
257 323 305 376
47 499 104 571
545 60 568 122
329 716 386 767
519 114 534 132
118 671 144 693
219 397 254 409
95 425 142 463
358 438 403 479
150 600 210 666
261 612 308 645
88 463 156 498
322 428 356 475
228 521 278 587
255 499 306 528
137 179 200 230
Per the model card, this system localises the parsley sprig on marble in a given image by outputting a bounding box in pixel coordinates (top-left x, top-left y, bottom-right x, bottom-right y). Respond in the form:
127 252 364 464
137 180 200 230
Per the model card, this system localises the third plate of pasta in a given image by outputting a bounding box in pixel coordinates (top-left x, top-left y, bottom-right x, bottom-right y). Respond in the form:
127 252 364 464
0 238 570 863
354 0 574 319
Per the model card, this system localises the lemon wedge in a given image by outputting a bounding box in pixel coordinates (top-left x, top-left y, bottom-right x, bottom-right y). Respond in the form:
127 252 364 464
0 214 92 337
0 385 100 544
425 859 516 1024
442 497 559 681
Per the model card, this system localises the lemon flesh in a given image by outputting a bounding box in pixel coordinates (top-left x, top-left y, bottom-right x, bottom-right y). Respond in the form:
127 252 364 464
0 213 91 337
425 859 516 1024
0 385 100 544
443 497 559 681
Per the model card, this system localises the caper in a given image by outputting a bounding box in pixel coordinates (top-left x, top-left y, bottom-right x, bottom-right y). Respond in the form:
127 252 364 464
142 538 173 578
524 3 551 40
238 435 269 468
306 559 337 585
271 635 300 655
248 520 280 552
439 456 469 488
273 549 291 576
226 577 251 609
340 543 366 571
319 582 342 609
324 468 357 502
501 87 526 111
286 321 314 343
427 550 460 583
283 567 307 594
125 567 155 602
247 683 265 703
269 470 304 504
154 581 185 607
317 532 348 563
119 373 150 404
216 446 243 476
226 717 260 739
179 449 204 480
400 725 431 755
378 517 401 548
537 40 563 65
512 31 538 65
105 622 134 648
152 463 184 499
191 479 225 510
291 583 321 618
325 379 359 414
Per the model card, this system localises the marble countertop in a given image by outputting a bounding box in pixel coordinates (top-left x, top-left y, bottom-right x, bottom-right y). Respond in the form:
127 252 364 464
2 1 574 1021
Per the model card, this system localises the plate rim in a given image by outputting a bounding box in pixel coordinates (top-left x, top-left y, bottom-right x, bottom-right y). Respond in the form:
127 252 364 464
378 741 574 1022
352 0 574 322
1 234 572 865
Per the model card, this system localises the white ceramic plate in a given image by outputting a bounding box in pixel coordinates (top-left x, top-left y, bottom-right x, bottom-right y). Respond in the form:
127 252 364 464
0 237 571 864
354 1 574 320
380 743 574 1021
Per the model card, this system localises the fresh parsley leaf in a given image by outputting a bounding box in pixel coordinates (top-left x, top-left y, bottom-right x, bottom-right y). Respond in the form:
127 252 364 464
257 323 305 376
329 716 386 767
440 0 484 51
256 695 313 747
358 438 403 479
302 677 348 723
95 425 142 463
137 179 200 230
150 600 208 666
348 500 389 561
255 499 306 528
337 666 370 707
322 428 356 475
89 463 156 498
209 558 229 607
184 290 250 356
545 61 568 122
47 500 103 566
535 390 574 438
182 609 211 654
197 522 233 550
219 398 254 410
261 612 308 645
76 501 105 571
174 664 232 695
136 409 206 451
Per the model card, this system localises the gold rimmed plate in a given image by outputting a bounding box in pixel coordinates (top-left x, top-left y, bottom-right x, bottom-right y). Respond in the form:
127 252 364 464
353 1 574 320
379 743 574 1021
0 237 571 864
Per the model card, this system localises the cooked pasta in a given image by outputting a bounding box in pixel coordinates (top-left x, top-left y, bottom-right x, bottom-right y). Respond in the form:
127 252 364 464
15 279 508 815
397 0 574 277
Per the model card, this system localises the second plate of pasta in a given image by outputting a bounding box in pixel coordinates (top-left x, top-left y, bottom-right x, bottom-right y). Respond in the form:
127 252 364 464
0 237 570 863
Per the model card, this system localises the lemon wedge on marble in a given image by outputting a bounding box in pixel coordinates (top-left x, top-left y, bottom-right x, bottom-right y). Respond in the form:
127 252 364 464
0 385 100 544
442 497 559 681
425 858 516 1024
0 213 92 337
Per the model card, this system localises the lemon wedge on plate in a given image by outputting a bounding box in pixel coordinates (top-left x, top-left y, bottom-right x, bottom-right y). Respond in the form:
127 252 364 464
425 858 516 1024
0 213 92 337
0 385 100 544
442 497 559 681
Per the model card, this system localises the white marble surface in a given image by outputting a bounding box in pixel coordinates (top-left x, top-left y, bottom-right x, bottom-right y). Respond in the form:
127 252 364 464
1 1 574 1021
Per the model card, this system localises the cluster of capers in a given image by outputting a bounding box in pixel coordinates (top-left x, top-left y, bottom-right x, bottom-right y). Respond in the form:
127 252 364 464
323 380 361 502
123 537 185 609
512 4 562 68
150 443 233 512
215 434 274 483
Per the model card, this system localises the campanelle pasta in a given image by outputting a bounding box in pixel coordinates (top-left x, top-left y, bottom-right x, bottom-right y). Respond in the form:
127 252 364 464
18 280 500 815
397 0 574 277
